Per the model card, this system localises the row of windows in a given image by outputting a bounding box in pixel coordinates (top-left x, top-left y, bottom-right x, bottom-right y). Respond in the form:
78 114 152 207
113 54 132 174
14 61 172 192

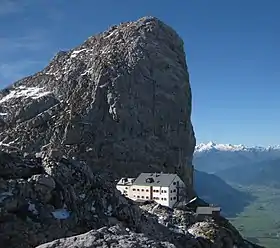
153 189 167 193
132 188 176 193
134 195 150 199
132 188 149 192
154 197 177 201
132 195 177 201
153 197 167 201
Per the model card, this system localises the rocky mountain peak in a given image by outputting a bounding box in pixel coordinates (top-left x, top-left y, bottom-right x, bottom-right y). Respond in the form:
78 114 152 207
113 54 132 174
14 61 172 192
0 16 263 248
0 16 195 188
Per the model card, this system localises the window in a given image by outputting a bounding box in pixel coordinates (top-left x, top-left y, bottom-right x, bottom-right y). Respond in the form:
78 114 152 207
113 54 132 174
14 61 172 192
146 196 149 199
125 187 128 189
137 196 140 198
132 188 136 191
173 182 176 185
161 190 167 193
133 195 136 198
141 196 144 199
164 198 167 201
173 197 177 200
146 189 149 192
153 189 159 192
137 189 140 191
173 189 176 193
141 189 144 192
161 198 164 200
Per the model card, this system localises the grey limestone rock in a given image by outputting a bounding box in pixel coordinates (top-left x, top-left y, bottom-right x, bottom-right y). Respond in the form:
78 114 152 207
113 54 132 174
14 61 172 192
0 16 195 189
0 151 200 248
36 225 178 248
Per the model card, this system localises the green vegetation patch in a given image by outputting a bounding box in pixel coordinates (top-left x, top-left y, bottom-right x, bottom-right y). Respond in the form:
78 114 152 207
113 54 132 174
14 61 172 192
229 184 280 248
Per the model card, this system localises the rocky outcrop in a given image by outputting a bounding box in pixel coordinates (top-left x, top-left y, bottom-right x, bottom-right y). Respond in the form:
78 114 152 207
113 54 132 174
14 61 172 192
0 151 191 248
139 202 264 248
36 225 181 248
0 16 195 188
0 16 263 248
37 224 264 248
1 150 261 248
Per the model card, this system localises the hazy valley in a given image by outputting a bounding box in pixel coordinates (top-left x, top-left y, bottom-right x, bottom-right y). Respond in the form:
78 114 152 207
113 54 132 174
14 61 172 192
194 142 280 248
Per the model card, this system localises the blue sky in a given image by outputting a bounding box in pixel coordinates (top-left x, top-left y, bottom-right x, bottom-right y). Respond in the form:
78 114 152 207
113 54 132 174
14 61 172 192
0 0 279 147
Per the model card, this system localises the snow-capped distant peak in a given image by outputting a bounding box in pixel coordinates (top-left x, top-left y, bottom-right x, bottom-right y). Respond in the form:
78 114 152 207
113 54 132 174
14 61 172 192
195 142 247 152
195 142 280 153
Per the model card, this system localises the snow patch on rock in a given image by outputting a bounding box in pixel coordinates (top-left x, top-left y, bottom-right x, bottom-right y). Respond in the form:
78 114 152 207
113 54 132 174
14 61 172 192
70 49 87 58
0 86 52 103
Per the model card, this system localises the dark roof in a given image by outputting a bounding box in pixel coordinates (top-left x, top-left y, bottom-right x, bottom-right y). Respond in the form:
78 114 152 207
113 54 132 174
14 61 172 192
132 173 178 187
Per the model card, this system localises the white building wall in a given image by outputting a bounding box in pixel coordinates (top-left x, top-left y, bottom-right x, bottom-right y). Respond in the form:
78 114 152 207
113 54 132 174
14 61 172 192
116 174 186 208
116 185 130 197
169 184 178 208
152 186 169 207
116 177 136 198
129 185 152 201
169 175 185 208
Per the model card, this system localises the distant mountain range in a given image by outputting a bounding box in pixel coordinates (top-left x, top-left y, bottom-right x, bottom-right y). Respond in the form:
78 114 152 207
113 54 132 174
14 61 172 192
194 142 280 174
195 141 280 153
215 158 280 188
194 142 280 216
194 141 280 190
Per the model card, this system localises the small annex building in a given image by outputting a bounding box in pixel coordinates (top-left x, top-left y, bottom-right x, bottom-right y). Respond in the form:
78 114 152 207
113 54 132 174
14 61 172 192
184 196 221 218
116 172 186 208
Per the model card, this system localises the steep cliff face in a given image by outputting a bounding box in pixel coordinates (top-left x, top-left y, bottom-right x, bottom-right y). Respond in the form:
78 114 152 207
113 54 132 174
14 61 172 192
0 16 195 187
